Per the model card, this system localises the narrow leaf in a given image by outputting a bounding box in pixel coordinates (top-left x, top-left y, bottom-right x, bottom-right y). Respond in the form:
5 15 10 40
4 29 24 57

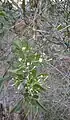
0 76 9 87
36 100 47 112
10 99 23 113
57 24 63 30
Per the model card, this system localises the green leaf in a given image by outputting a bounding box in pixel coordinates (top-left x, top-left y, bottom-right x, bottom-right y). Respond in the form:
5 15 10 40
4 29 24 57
30 98 47 111
57 24 63 30
30 97 37 105
9 69 19 73
33 94 39 99
28 78 33 84
28 54 35 62
0 76 9 87
13 40 29 51
13 40 22 49
0 11 6 16
35 53 40 60
33 83 46 92
10 99 23 113
9 66 24 74
36 100 47 111
57 24 70 31
31 69 36 77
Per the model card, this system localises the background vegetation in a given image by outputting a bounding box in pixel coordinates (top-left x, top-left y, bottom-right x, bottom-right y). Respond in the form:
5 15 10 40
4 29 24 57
0 0 70 120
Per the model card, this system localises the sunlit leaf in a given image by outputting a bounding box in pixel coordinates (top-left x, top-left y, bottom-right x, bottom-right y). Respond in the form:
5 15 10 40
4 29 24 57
57 24 63 30
35 53 40 60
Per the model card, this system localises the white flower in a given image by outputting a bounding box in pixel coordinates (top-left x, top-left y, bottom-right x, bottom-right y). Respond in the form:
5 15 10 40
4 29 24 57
33 66 36 69
26 76 29 79
11 78 14 80
22 47 26 51
18 58 22 61
43 53 46 56
38 79 40 82
27 62 30 66
40 75 43 78
39 58 42 63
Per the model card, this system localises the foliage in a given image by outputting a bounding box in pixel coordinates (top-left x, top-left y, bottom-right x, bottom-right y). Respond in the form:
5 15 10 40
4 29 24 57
9 39 48 112
0 0 70 119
